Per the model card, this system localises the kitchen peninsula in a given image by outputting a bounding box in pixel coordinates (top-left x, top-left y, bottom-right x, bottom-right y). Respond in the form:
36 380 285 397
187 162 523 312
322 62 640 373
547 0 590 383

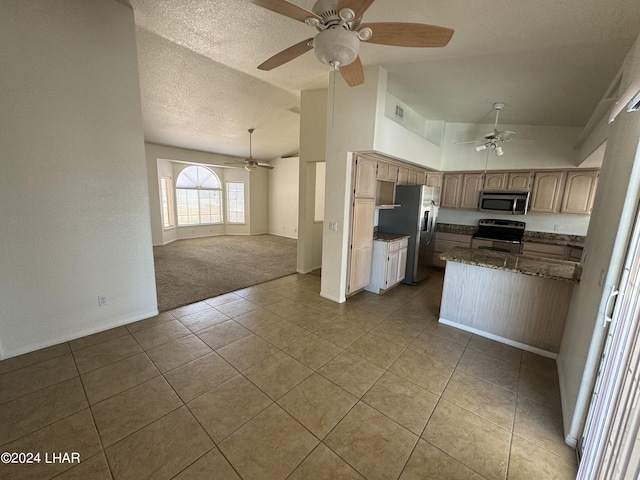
439 246 581 357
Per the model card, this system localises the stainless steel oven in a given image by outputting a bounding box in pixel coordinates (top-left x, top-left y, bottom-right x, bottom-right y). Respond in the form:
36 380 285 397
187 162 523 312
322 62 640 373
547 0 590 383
471 219 525 254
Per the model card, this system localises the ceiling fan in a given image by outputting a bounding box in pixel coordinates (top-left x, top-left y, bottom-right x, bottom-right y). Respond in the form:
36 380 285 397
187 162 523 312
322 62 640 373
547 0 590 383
250 0 454 87
226 129 274 171
457 103 517 156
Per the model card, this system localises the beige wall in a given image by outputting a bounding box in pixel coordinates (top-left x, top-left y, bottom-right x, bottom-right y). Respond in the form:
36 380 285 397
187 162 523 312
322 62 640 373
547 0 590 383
268 157 300 239
0 0 157 359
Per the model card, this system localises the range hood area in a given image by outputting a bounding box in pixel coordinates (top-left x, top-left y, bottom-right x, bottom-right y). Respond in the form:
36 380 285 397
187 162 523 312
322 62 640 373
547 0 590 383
375 180 400 209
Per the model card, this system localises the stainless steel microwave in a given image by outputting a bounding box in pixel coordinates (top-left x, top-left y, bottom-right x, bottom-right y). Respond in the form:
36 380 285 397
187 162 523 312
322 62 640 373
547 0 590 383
479 191 530 215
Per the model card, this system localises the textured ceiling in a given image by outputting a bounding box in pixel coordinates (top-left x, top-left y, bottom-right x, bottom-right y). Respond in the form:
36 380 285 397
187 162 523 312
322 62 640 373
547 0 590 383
129 0 640 161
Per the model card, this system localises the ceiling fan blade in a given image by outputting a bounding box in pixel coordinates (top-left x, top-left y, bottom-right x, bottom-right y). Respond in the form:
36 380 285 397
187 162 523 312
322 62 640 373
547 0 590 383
250 0 320 24
361 22 454 47
454 140 483 145
258 38 313 71
257 163 274 169
340 56 365 87
337 0 376 19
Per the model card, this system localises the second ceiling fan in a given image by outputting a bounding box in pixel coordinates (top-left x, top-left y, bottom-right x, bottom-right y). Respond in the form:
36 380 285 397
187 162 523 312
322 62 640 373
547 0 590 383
251 0 454 87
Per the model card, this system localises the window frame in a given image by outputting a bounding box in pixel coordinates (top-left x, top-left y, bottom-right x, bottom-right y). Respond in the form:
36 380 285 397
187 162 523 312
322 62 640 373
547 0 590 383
226 181 246 224
160 176 174 229
175 166 223 226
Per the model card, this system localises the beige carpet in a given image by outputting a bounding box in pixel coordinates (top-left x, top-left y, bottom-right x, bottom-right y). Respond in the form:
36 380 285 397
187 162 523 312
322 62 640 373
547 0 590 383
153 234 297 312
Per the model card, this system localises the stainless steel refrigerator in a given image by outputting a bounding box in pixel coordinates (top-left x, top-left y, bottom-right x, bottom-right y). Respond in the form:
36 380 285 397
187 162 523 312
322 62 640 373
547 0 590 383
378 185 440 284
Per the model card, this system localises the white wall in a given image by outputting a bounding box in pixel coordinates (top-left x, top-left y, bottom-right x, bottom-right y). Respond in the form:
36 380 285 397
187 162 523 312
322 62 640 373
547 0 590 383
249 167 269 235
0 0 157 359
558 33 640 446
268 157 300 239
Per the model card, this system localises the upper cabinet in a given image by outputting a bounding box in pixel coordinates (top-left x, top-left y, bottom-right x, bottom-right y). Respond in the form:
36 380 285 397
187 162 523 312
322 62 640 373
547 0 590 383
441 174 463 208
354 155 377 198
484 172 507 190
560 169 599 215
507 171 533 191
397 166 409 186
425 172 443 189
460 173 484 209
529 171 566 213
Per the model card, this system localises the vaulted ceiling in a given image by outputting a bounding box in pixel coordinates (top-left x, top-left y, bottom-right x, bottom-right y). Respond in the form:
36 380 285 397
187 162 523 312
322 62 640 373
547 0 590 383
129 0 640 161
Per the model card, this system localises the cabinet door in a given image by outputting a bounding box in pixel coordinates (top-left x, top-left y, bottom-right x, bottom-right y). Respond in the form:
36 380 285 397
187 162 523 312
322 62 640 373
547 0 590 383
529 171 566 213
416 170 427 186
560 170 599 215
459 173 484 209
425 173 443 189
397 167 409 186
441 174 462 208
397 247 408 282
386 249 399 288
484 172 507 191
347 197 375 294
388 164 399 182
408 169 418 186
354 156 377 198
376 161 389 180
507 171 533 191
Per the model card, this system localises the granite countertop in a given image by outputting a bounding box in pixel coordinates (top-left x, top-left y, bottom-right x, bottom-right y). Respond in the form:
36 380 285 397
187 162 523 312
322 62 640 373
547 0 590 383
373 231 410 242
440 246 582 283
437 223 586 248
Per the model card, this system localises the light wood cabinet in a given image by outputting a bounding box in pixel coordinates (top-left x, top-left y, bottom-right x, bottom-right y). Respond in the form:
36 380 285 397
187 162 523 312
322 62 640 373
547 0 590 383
425 172 443 189
507 171 533 191
441 174 462 208
459 173 484 210
397 166 409 186
560 170 599 215
408 169 418 186
388 164 399 182
484 172 507 190
376 161 389 180
354 156 377 198
529 171 566 213
347 197 375 294
522 242 568 260
432 232 472 268
366 237 409 294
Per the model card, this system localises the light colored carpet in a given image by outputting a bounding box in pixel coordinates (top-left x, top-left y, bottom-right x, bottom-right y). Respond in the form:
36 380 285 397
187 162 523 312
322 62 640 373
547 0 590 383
153 234 297 312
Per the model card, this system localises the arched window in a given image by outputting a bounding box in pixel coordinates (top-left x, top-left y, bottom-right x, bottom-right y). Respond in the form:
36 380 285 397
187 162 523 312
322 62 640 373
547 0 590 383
175 166 222 225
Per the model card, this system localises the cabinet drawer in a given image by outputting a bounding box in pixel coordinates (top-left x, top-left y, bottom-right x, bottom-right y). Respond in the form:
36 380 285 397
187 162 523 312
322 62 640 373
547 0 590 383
398 238 408 249
389 241 400 253
522 242 568 260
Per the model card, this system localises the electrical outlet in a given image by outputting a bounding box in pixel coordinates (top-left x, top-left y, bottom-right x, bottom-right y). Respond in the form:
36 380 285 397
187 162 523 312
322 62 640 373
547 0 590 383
98 295 108 306
329 222 338 231
553 224 560 232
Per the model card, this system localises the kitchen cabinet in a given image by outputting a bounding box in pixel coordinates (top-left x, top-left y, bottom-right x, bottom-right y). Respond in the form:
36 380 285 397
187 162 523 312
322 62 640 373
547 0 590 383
425 172 443 189
507 171 533 191
459 173 484 209
441 174 462 208
408 169 418 186
397 166 409 186
568 246 584 262
484 172 507 190
354 156 377 198
560 169 599 215
522 242 568 260
388 164 399 182
376 161 389 180
432 231 472 268
365 237 409 294
529 171 566 213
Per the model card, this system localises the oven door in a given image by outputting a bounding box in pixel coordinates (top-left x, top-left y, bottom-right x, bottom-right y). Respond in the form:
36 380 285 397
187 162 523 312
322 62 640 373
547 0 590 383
471 237 522 254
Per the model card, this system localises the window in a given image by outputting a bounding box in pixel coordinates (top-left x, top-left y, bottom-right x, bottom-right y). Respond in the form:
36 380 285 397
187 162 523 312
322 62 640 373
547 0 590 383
160 177 174 228
175 166 222 225
227 181 245 224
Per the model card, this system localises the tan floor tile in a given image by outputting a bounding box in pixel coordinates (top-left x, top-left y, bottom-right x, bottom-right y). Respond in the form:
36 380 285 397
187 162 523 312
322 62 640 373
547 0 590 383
243 351 313 400
69 326 129 352
514 396 576 464
400 439 487 480
168 301 211 318
362 372 438 435
312 298 356 317
283 333 344 370
196 320 252 350
288 290 325 307
370 320 423 347
233 308 284 332
257 320 310 348
164 352 237 403
518 364 562 410
125 312 174 334
178 308 229 332
522 351 558 379
286 307 336 331
278 373 358 439
317 351 384 398
289 443 365 480
0 409 101 480
457 347 520 392
324 402 418 480
219 404 319 480
443 370 517 430
81 352 159 405
467 335 523 366
0 354 78 404
244 290 287 307
315 320 366 348
217 334 279 371
0 377 87 446
145 334 212 373
130 319 191 350
215 298 261 318
203 291 243 307
187 375 272 442
408 330 466 367
105 406 213 480
173 448 241 479
91 376 182 446
347 332 406 368
0 342 70 375
422 400 511 480
425 321 472 346
73 334 141 374
263 298 307 318
338 308 388 331
508 434 578 480
389 349 453 395
54 452 112 480
385 309 434 331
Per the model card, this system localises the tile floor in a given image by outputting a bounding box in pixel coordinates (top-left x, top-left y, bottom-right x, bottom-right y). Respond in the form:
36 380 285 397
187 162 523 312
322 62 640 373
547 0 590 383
0 270 578 480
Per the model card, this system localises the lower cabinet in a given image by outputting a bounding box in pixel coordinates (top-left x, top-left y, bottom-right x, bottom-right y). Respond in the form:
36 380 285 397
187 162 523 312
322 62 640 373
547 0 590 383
522 242 584 261
432 232 473 268
365 238 409 294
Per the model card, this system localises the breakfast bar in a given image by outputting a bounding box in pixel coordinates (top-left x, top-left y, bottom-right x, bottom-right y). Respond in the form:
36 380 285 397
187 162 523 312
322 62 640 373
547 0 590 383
439 246 581 356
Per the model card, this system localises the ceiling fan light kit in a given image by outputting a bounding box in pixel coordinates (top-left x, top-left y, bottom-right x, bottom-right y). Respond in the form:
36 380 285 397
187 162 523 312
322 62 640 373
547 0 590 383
250 0 454 87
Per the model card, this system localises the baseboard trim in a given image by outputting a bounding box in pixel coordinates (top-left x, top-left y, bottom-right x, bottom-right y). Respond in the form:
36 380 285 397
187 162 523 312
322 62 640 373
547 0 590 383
320 291 345 304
